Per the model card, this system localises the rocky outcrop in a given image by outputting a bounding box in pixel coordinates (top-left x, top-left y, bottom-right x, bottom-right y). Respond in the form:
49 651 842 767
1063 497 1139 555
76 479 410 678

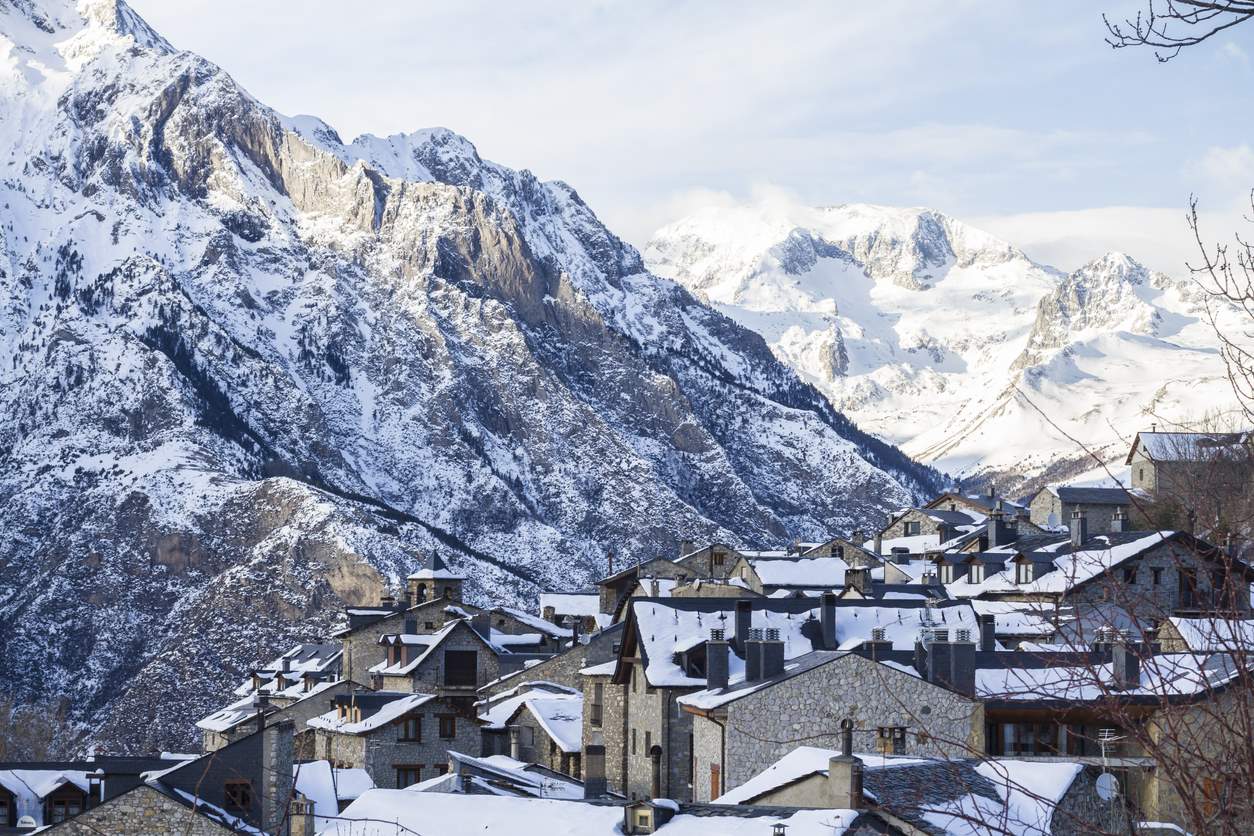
0 1 939 752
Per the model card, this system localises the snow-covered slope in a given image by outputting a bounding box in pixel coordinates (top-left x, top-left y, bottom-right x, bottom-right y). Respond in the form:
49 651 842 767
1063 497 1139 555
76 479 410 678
647 202 1241 491
0 1 939 751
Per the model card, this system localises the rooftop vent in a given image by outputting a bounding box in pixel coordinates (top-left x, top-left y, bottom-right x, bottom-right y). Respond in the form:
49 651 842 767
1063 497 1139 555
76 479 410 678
871 627 887 642
709 628 725 642
748 627 764 641
955 628 972 643
765 628 780 642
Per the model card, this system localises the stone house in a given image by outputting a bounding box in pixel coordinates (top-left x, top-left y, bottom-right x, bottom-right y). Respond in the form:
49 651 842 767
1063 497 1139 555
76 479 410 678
713 743 1126 836
726 554 851 595
539 590 602 633
39 721 299 835
678 641 985 802
799 535 883 566
603 595 982 803
306 690 481 789
1156 616 1254 652
1028 485 1148 532
1125 428 1252 497
501 692 584 778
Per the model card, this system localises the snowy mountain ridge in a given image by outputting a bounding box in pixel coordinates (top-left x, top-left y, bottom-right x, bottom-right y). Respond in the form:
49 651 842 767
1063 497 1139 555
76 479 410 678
0 0 939 752
646 202 1242 491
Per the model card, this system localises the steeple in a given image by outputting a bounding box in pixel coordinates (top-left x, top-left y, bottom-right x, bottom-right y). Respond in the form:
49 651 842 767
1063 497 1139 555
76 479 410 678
406 550 464 604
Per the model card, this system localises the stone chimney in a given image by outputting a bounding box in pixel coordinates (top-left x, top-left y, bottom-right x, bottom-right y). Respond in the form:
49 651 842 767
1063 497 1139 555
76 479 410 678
706 630 729 690
1110 506 1127 533
679 539 695 558
873 530 883 556
380 592 396 609
261 719 296 835
845 567 872 596
891 547 910 565
734 600 752 653
826 719 863 809
1112 635 1141 690
922 628 976 695
978 614 996 653
583 744 607 798
744 628 764 682
1070 509 1088 548
289 794 316 836
821 592 838 650
760 628 785 679
861 626 891 659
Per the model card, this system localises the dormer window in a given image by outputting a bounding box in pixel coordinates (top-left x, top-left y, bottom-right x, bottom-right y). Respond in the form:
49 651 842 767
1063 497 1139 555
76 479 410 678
939 564 954 584
969 563 984 583
1015 561 1032 584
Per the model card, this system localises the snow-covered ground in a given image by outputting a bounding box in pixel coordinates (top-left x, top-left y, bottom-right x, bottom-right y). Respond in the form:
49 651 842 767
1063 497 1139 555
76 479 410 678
647 202 1247 492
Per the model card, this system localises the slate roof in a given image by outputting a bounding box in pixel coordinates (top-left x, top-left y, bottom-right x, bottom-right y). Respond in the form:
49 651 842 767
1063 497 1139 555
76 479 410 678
1052 486 1135 505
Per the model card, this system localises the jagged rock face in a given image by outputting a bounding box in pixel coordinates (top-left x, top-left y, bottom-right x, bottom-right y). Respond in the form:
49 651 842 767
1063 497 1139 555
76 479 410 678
0 1 939 752
648 204 1243 492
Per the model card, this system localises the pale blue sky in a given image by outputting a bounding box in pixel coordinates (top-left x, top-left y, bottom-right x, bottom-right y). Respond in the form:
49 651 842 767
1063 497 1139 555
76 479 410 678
128 0 1254 274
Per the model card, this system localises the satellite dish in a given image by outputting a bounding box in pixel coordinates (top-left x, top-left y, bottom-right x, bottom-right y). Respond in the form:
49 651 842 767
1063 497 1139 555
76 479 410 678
1096 772 1120 801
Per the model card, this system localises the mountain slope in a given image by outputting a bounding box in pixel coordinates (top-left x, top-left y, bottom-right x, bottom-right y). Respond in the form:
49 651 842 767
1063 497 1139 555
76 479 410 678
646 202 1241 493
0 0 938 751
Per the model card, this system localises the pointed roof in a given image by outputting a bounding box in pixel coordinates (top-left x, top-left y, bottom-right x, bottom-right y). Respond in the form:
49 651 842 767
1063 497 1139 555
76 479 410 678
407 550 463 580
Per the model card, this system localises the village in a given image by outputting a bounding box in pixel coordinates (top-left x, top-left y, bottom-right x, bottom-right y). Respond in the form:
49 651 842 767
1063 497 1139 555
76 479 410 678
3 428 1252 835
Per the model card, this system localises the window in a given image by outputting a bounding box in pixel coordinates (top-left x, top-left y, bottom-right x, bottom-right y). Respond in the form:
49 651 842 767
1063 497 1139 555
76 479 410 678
1015 562 1032 584
645 730 652 753
398 716 421 742
224 780 252 812
631 665 637 693
424 621 435 630
444 650 478 687
969 563 984 583
394 765 422 788
591 683 603 727
0 796 9 826
434 763 449 776
904 521 921 536
1123 566 1137 584
1152 567 1163 586
46 796 83 824
712 551 725 566
438 714 457 739
1138 467 1144 482
939 564 954 584
632 728 638 755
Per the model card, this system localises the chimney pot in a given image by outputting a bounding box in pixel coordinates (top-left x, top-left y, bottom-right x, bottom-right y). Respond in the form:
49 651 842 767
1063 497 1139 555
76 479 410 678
978 614 996 652
706 635 730 690
828 719 864 810
1070 509 1089 547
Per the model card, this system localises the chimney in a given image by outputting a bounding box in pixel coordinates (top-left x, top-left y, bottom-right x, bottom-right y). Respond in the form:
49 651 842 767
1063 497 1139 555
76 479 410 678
986 510 1005 548
734 600 752 653
861 626 891 659
706 630 729 690
921 569 939 586
760 628 785 679
744 628 764 682
289 795 316 836
891 547 910 564
986 482 996 501
923 629 975 695
873 531 883 556
1110 506 1127 533
509 726 523 761
821 592 838 650
380 592 396 609
471 611 492 639
845 567 872 596
607 551 615 576
679 539 695 558
978 614 996 652
281 656 292 674
827 719 863 810
1069 509 1088 548
583 744 607 798
1112 636 1141 690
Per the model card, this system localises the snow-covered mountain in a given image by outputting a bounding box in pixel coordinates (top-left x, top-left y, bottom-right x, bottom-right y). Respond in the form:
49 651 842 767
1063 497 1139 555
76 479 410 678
646 202 1241 491
0 1 940 751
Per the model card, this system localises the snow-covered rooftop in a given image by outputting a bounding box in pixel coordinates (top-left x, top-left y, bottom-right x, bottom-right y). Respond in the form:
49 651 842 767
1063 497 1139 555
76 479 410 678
538 592 600 617
306 693 435 735
746 556 850 587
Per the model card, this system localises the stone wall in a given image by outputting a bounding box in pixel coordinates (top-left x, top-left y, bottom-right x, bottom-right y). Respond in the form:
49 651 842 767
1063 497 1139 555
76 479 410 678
203 681 353 753
480 642 589 698
582 671 627 794
341 599 473 684
621 659 696 801
509 709 580 778
691 653 983 801
1051 765 1132 836
47 785 237 835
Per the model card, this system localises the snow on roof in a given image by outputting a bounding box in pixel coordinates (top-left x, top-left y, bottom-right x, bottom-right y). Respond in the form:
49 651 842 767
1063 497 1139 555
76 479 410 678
538 592 600 617
478 682 581 730
369 620 511 676
494 606 573 637
324 790 862 835
714 747 927 805
1129 430 1250 463
201 678 341 732
0 769 90 803
1167 617 1254 651
579 660 617 677
294 761 375 827
746 556 850 587
632 599 980 687
522 698 584 753
1021 532 1174 594
976 652 1246 702
168 787 266 835
968 601 1055 637
868 534 941 554
306 693 436 734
